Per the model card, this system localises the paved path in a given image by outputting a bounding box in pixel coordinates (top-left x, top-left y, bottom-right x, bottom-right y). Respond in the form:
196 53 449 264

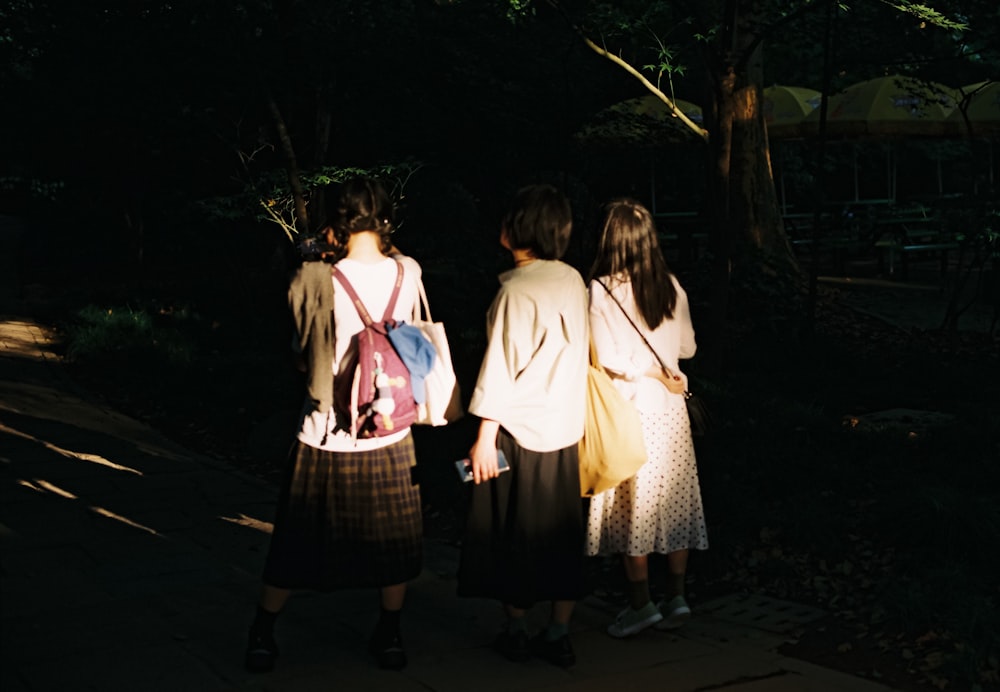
0 313 897 691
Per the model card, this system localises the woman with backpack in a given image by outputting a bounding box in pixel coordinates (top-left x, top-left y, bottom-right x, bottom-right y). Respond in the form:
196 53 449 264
456 184 590 668
245 177 424 673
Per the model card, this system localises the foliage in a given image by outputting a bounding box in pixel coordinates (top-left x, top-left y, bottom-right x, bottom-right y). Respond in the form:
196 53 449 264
198 161 424 242
0 176 63 204
878 0 967 30
63 303 201 369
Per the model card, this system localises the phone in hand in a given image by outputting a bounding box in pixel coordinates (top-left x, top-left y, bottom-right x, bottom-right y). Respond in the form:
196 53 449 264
456 450 510 483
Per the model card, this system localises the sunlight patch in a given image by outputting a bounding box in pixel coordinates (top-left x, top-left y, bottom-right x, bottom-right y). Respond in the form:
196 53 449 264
17 479 48 494
220 513 273 534
48 446 143 475
34 478 78 499
90 506 162 537
17 477 163 537
90 505 163 538
0 422 143 475
0 319 58 360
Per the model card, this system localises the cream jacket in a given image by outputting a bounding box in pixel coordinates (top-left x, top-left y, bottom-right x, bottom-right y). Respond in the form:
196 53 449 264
469 260 589 452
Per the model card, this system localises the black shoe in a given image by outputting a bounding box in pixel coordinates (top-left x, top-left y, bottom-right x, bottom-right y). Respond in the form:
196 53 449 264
245 628 279 673
493 629 530 662
369 631 407 670
529 633 575 668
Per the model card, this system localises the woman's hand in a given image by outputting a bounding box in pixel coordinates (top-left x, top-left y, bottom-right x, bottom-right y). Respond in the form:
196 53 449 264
469 419 501 484
651 367 686 395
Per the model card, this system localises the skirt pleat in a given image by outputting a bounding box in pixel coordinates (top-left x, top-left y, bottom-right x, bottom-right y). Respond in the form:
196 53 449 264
263 436 422 591
457 430 586 606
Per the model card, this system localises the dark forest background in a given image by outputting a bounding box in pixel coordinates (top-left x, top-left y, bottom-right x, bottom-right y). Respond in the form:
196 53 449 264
3 2 1000 690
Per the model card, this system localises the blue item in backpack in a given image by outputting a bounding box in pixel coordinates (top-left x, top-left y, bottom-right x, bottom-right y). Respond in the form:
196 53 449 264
387 322 437 404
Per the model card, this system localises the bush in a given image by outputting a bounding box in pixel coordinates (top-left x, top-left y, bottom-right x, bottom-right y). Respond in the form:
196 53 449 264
64 303 199 370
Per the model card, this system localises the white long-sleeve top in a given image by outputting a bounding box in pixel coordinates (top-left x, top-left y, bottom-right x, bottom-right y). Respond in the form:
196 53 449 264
589 274 696 412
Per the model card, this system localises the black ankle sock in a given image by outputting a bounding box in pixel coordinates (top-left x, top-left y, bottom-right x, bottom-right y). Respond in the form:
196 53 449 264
627 579 652 611
252 605 279 634
373 608 402 644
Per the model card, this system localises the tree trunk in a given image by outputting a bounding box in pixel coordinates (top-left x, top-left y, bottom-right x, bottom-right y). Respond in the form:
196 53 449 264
725 2 799 269
702 58 735 376
266 93 310 236
700 0 803 370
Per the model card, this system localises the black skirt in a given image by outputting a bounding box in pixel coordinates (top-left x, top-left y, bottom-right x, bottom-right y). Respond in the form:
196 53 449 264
457 429 586 606
262 436 422 591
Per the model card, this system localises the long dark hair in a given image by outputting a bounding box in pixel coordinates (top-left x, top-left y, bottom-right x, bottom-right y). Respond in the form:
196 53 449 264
589 198 677 330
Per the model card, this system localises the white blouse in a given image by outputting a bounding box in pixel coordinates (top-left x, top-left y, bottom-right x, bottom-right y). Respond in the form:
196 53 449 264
589 274 696 412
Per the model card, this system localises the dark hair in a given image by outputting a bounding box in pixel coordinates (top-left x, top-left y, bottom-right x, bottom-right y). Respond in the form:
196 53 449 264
502 184 572 260
589 198 677 330
330 177 395 253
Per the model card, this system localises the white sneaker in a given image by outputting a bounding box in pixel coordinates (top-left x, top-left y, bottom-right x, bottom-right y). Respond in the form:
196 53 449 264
606 601 663 638
654 595 691 630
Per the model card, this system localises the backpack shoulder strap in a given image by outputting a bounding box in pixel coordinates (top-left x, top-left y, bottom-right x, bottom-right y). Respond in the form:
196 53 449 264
380 261 404 322
332 265 374 326
332 260 405 325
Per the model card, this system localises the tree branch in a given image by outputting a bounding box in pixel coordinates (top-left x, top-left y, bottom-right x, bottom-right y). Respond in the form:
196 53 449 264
543 0 708 141
582 34 709 140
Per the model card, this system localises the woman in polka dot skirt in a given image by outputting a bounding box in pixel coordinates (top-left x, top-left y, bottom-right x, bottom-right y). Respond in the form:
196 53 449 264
584 198 709 638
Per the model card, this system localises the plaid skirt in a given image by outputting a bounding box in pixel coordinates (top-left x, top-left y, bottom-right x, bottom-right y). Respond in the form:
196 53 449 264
456 429 587 606
262 436 422 591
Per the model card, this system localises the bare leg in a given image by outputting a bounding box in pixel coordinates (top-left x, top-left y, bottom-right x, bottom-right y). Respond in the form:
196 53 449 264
550 599 575 626
623 554 649 582
380 582 406 611
258 584 291 614
504 604 528 621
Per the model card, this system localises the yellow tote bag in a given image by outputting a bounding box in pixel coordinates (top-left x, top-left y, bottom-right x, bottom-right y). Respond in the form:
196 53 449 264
578 340 647 497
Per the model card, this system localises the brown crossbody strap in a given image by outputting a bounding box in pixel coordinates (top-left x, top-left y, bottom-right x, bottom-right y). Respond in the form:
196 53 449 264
595 278 687 392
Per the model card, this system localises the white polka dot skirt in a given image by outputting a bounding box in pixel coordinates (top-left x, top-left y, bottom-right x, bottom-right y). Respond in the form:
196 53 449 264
585 400 709 556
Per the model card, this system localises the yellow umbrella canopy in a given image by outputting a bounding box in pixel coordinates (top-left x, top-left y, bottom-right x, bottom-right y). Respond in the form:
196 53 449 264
800 75 957 138
947 81 1000 137
763 85 821 139
575 94 704 147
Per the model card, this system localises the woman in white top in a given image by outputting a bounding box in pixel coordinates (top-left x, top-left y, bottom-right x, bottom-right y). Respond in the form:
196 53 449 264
245 178 424 673
457 184 589 669
585 198 709 638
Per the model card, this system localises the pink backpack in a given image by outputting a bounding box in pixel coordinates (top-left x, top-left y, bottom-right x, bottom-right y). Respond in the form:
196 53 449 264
332 262 418 440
